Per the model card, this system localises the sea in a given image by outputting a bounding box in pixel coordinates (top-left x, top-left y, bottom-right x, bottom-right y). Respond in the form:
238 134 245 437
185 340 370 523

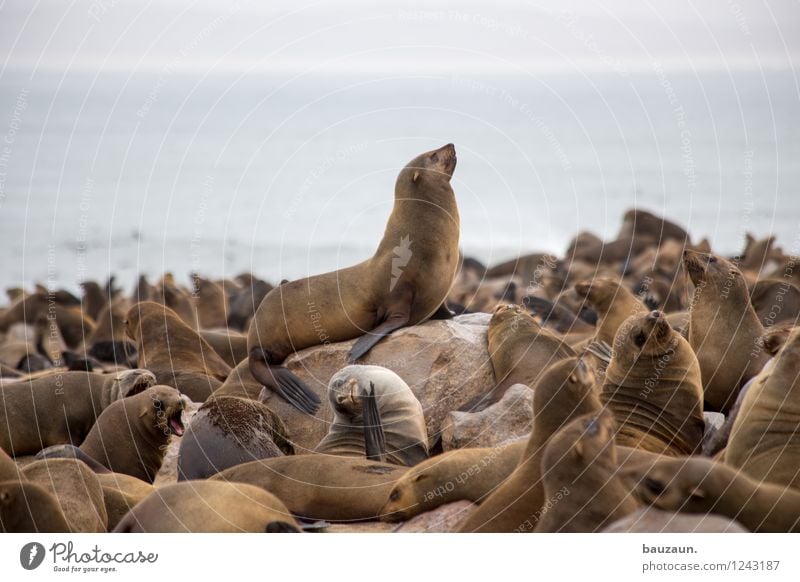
0 67 798 294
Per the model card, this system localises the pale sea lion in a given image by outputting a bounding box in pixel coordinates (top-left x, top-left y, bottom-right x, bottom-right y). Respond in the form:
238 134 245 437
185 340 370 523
379 441 526 522
22 458 108 532
534 411 639 532
626 456 800 532
114 480 299 533
74 385 186 483
684 250 769 412
0 480 72 532
314 365 428 466
574 277 647 345
464 304 575 411
178 395 293 481
602 311 705 456
0 369 156 455
726 327 800 488
457 357 600 532
248 144 460 414
125 301 231 402
212 455 406 522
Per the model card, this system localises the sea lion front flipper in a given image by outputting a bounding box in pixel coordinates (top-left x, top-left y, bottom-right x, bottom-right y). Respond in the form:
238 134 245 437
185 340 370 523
429 302 455 320
250 348 321 415
361 382 386 463
347 284 413 363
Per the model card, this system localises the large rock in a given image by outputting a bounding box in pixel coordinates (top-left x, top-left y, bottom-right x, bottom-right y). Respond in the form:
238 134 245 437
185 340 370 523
250 314 494 452
602 507 748 533
393 501 475 532
440 383 534 451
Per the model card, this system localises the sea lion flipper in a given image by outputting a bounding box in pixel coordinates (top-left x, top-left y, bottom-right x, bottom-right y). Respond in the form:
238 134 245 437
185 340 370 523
361 381 386 462
347 285 413 363
250 349 321 414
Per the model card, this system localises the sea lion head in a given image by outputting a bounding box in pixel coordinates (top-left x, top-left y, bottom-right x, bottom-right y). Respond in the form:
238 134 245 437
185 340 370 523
615 310 676 358
683 249 747 293
623 457 726 513
114 369 158 398
535 357 598 416
379 461 433 522
401 143 457 187
542 410 617 474
573 277 622 312
138 385 186 438
327 367 365 420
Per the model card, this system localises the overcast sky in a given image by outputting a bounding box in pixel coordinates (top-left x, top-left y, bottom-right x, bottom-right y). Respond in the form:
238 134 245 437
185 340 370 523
1 0 798 75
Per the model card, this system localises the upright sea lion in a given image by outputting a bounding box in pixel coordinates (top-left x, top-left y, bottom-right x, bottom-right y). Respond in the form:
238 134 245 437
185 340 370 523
457 357 600 532
125 301 231 402
0 369 156 455
0 480 72 532
379 441 526 522
574 277 647 345
626 456 800 532
315 365 428 466
534 411 639 532
212 455 405 521
247 144 460 414
191 275 228 330
684 250 769 412
22 458 108 532
178 395 293 481
726 327 800 488
74 385 186 483
80 280 110 322
465 304 575 410
113 481 299 533
602 311 705 456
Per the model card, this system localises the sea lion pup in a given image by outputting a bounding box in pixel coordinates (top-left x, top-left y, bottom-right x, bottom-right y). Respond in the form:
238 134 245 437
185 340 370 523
626 456 800 533
200 329 248 368
574 277 647 345
22 458 108 532
66 385 185 483
601 310 704 456
534 411 639 532
379 441 526 522
683 250 769 413
464 304 575 411
457 358 600 532
114 480 299 533
125 301 232 402
0 480 72 532
0 369 156 455
96 473 155 531
212 455 405 521
191 274 228 329
247 144 460 415
726 327 800 488
314 365 428 466
86 298 136 366
177 395 294 481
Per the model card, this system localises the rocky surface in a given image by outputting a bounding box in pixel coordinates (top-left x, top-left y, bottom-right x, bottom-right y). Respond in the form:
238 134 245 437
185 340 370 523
602 507 748 533
440 383 534 451
393 501 475 532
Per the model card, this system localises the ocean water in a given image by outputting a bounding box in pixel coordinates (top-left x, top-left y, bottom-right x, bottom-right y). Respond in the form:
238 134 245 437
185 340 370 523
0 67 798 293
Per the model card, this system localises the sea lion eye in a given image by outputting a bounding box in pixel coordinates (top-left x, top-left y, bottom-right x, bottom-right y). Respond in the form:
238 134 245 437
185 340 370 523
644 477 665 495
389 489 400 501
708 256 717 264
634 332 647 346
430 152 439 163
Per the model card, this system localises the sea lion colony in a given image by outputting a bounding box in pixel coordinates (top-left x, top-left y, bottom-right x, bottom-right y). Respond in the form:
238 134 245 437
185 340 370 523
1 145 800 533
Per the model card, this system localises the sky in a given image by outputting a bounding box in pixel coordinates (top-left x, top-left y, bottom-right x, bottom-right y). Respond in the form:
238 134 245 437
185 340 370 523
1 0 799 75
